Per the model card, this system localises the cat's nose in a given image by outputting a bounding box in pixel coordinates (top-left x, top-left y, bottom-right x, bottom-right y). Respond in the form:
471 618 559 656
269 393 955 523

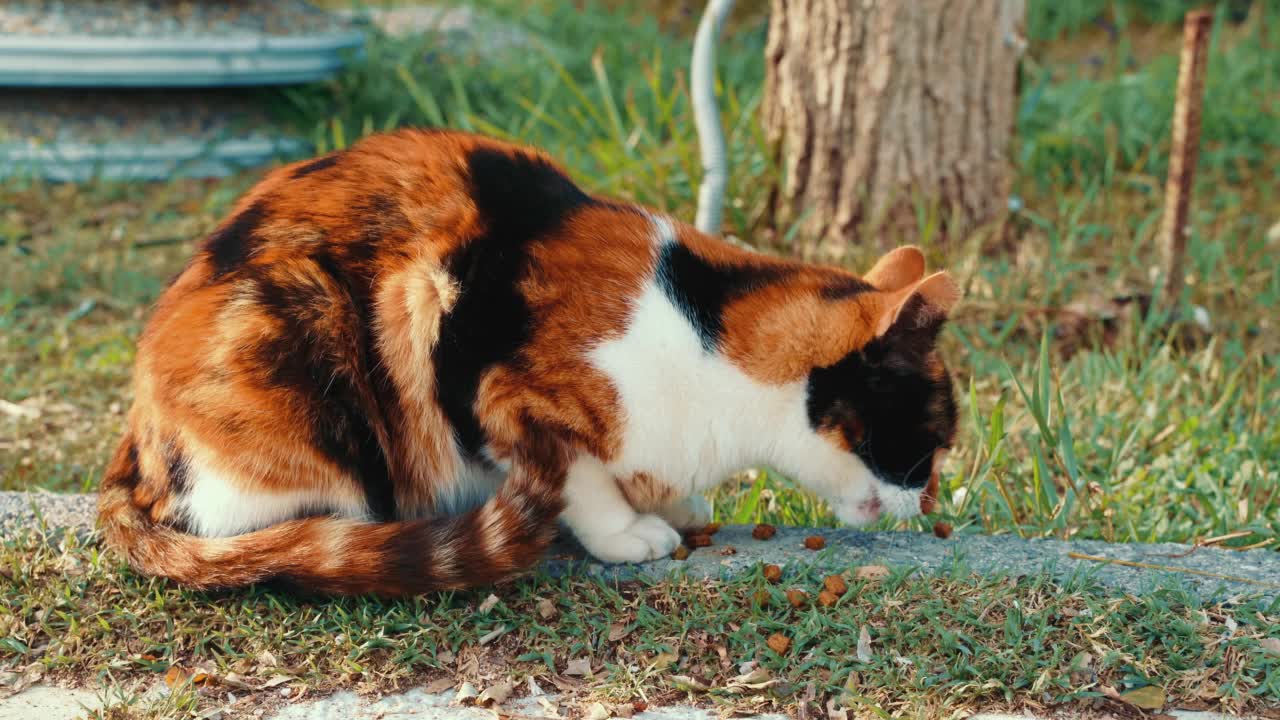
919 448 947 514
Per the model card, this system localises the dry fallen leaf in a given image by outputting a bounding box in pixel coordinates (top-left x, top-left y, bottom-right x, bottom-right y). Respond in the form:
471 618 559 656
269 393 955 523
752 524 777 540
1260 638 1280 655
726 667 776 694
477 593 500 614
856 626 872 663
786 589 808 608
671 675 710 692
536 598 558 620
584 702 612 720
262 675 293 689
1119 685 1166 710
854 565 890 582
163 665 189 689
454 681 479 705
823 574 848 595
526 675 545 697
565 656 594 677
424 678 455 693
651 651 679 670
803 535 826 550
476 680 513 707
608 623 632 642
762 564 782 583
766 633 791 654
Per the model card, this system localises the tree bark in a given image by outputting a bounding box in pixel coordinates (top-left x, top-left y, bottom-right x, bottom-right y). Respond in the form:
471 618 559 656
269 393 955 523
764 0 1024 260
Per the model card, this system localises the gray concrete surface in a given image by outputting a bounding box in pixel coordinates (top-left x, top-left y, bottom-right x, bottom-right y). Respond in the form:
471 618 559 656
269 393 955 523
4 490 1277 601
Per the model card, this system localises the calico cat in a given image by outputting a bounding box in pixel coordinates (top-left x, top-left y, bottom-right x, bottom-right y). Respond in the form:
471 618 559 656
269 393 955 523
97 129 960 597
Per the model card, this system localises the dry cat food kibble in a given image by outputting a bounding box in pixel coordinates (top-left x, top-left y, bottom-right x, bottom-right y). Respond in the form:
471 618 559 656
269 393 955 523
817 590 840 607
686 533 713 548
671 545 691 561
752 523 777 540
823 574 848 595
803 535 826 550
785 589 808 608
698 522 721 535
766 633 791 654
762 564 783 583
933 520 953 539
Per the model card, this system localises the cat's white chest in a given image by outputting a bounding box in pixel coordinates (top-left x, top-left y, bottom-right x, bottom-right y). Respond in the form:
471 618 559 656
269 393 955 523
589 282 809 495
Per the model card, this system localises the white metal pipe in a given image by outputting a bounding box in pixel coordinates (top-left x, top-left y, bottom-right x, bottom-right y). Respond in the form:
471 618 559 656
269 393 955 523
691 0 734 235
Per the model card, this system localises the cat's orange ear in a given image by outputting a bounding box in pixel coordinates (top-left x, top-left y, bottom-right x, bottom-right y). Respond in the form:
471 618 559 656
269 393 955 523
874 271 962 337
864 246 926 291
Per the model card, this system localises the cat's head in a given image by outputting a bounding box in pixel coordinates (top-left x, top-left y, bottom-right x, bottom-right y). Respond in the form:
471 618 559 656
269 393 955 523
804 247 960 526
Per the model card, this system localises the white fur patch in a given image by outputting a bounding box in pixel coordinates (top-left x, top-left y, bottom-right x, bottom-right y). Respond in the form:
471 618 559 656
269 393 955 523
182 461 369 537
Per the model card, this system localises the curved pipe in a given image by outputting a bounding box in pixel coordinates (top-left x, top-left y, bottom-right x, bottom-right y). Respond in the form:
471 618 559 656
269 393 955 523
691 0 734 235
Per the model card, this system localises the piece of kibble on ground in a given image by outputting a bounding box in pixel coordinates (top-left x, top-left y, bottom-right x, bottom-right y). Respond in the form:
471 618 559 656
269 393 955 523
699 522 721 535
785 589 808 608
752 589 770 606
823 574 848 595
752 523 777 540
766 633 791 654
671 545 691 561
803 535 826 550
687 533 713 548
933 520 953 539
817 589 840 607
762 564 783 583
719 546 737 555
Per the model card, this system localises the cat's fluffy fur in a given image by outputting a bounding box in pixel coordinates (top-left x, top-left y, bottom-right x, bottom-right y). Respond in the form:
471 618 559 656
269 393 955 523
97 129 960 596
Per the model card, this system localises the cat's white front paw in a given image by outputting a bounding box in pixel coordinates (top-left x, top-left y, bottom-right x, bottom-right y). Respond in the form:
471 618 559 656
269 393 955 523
658 494 712 530
579 513 682 563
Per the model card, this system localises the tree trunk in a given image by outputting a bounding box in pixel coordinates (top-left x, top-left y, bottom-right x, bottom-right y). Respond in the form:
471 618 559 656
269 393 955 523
764 0 1024 260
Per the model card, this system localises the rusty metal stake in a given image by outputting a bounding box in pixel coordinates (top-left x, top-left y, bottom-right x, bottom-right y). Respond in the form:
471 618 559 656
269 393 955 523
1157 9 1213 311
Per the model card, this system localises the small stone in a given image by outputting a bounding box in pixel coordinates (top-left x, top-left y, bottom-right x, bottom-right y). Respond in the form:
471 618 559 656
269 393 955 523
766 633 791 654
823 574 848 595
817 590 840 608
803 535 825 550
762 564 783 583
785 589 808 608
752 523 777 540
933 521 953 539
672 545 691 561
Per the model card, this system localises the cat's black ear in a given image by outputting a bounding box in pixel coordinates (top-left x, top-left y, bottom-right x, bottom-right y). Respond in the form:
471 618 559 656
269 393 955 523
873 271 961 338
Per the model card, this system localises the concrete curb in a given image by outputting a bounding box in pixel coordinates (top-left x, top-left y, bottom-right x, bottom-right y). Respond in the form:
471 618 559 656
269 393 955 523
3 491 1277 600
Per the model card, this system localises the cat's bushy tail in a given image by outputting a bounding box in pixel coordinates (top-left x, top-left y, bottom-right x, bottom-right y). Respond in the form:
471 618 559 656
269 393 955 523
96 433 567 596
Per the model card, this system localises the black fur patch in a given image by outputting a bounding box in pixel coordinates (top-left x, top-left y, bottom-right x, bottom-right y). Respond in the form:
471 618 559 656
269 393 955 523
291 153 342 179
250 268 397 521
820 277 875 300
433 147 591 458
203 201 267 279
805 316 957 489
655 244 790 351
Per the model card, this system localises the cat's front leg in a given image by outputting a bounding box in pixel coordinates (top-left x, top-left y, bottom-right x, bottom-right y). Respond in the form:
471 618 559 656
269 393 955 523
560 457 682 563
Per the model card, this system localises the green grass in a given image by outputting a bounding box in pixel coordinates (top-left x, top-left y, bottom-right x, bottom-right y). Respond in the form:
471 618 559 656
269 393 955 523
2 525 1278 717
